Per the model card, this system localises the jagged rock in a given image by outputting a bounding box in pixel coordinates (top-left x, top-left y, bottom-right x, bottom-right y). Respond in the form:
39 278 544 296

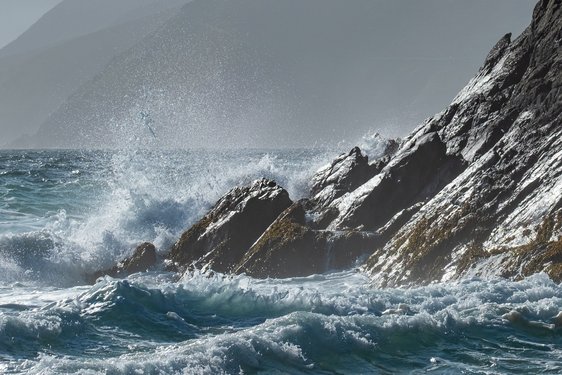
123 242 158 273
310 147 377 208
235 201 326 277
235 200 378 278
87 242 158 283
158 0 561 283
327 132 466 232
167 178 292 273
363 0 562 286
360 132 401 163
310 140 400 210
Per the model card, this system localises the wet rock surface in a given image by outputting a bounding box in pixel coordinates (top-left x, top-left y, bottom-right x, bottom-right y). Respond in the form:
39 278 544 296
363 0 562 285
311 146 380 208
167 178 292 273
235 200 379 278
329 132 467 232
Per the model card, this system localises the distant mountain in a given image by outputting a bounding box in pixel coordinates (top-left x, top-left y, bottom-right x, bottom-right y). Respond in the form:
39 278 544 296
28 0 533 149
0 0 190 147
0 0 188 59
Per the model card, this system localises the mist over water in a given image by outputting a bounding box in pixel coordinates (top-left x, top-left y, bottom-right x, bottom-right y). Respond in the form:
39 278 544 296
6 0 533 149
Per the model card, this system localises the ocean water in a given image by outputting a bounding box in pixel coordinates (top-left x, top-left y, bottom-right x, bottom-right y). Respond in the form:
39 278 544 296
1 149 562 374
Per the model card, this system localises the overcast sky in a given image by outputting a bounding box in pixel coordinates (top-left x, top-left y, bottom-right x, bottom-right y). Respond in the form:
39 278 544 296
0 0 62 49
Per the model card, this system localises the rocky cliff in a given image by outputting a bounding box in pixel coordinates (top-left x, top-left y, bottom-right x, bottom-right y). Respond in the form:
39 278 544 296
362 0 562 285
94 0 562 286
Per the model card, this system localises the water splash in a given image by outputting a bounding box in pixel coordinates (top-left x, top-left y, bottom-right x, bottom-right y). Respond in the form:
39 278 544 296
0 149 333 286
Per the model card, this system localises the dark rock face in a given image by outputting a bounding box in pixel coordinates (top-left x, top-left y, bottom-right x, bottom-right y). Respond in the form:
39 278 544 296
235 201 327 277
123 242 158 274
167 179 292 273
235 200 378 278
88 242 158 283
333 133 466 231
163 147 387 278
233 0 562 283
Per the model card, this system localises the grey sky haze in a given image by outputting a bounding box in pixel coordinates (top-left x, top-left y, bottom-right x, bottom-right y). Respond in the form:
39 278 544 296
0 0 62 49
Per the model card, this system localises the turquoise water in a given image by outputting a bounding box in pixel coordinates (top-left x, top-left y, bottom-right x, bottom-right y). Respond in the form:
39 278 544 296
1 150 562 374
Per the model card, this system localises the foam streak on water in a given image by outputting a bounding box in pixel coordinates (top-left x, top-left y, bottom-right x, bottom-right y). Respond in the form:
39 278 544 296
1 150 562 374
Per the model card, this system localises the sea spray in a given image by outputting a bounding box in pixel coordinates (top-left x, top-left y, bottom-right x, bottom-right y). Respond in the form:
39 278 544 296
0 149 331 286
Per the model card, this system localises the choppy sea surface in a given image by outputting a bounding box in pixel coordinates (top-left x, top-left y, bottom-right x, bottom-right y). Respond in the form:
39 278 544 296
1 149 562 374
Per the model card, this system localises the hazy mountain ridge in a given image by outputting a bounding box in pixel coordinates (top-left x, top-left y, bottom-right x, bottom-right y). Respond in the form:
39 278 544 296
26 0 534 149
0 0 189 59
0 0 191 147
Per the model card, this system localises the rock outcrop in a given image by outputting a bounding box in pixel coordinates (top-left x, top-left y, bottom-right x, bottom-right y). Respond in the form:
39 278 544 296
163 147 387 279
235 200 378 278
311 147 379 208
88 242 158 283
362 0 562 285
167 179 292 273
327 133 467 232
185 0 561 284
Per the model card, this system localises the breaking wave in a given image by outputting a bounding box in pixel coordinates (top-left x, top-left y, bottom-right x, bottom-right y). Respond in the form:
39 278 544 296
2 272 562 374
0 149 331 286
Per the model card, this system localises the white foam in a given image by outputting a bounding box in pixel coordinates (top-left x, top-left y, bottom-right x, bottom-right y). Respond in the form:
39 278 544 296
0 149 335 286
8 271 562 374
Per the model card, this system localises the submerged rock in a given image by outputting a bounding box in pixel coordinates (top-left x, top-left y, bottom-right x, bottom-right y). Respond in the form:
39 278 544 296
167 178 292 273
88 242 158 283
